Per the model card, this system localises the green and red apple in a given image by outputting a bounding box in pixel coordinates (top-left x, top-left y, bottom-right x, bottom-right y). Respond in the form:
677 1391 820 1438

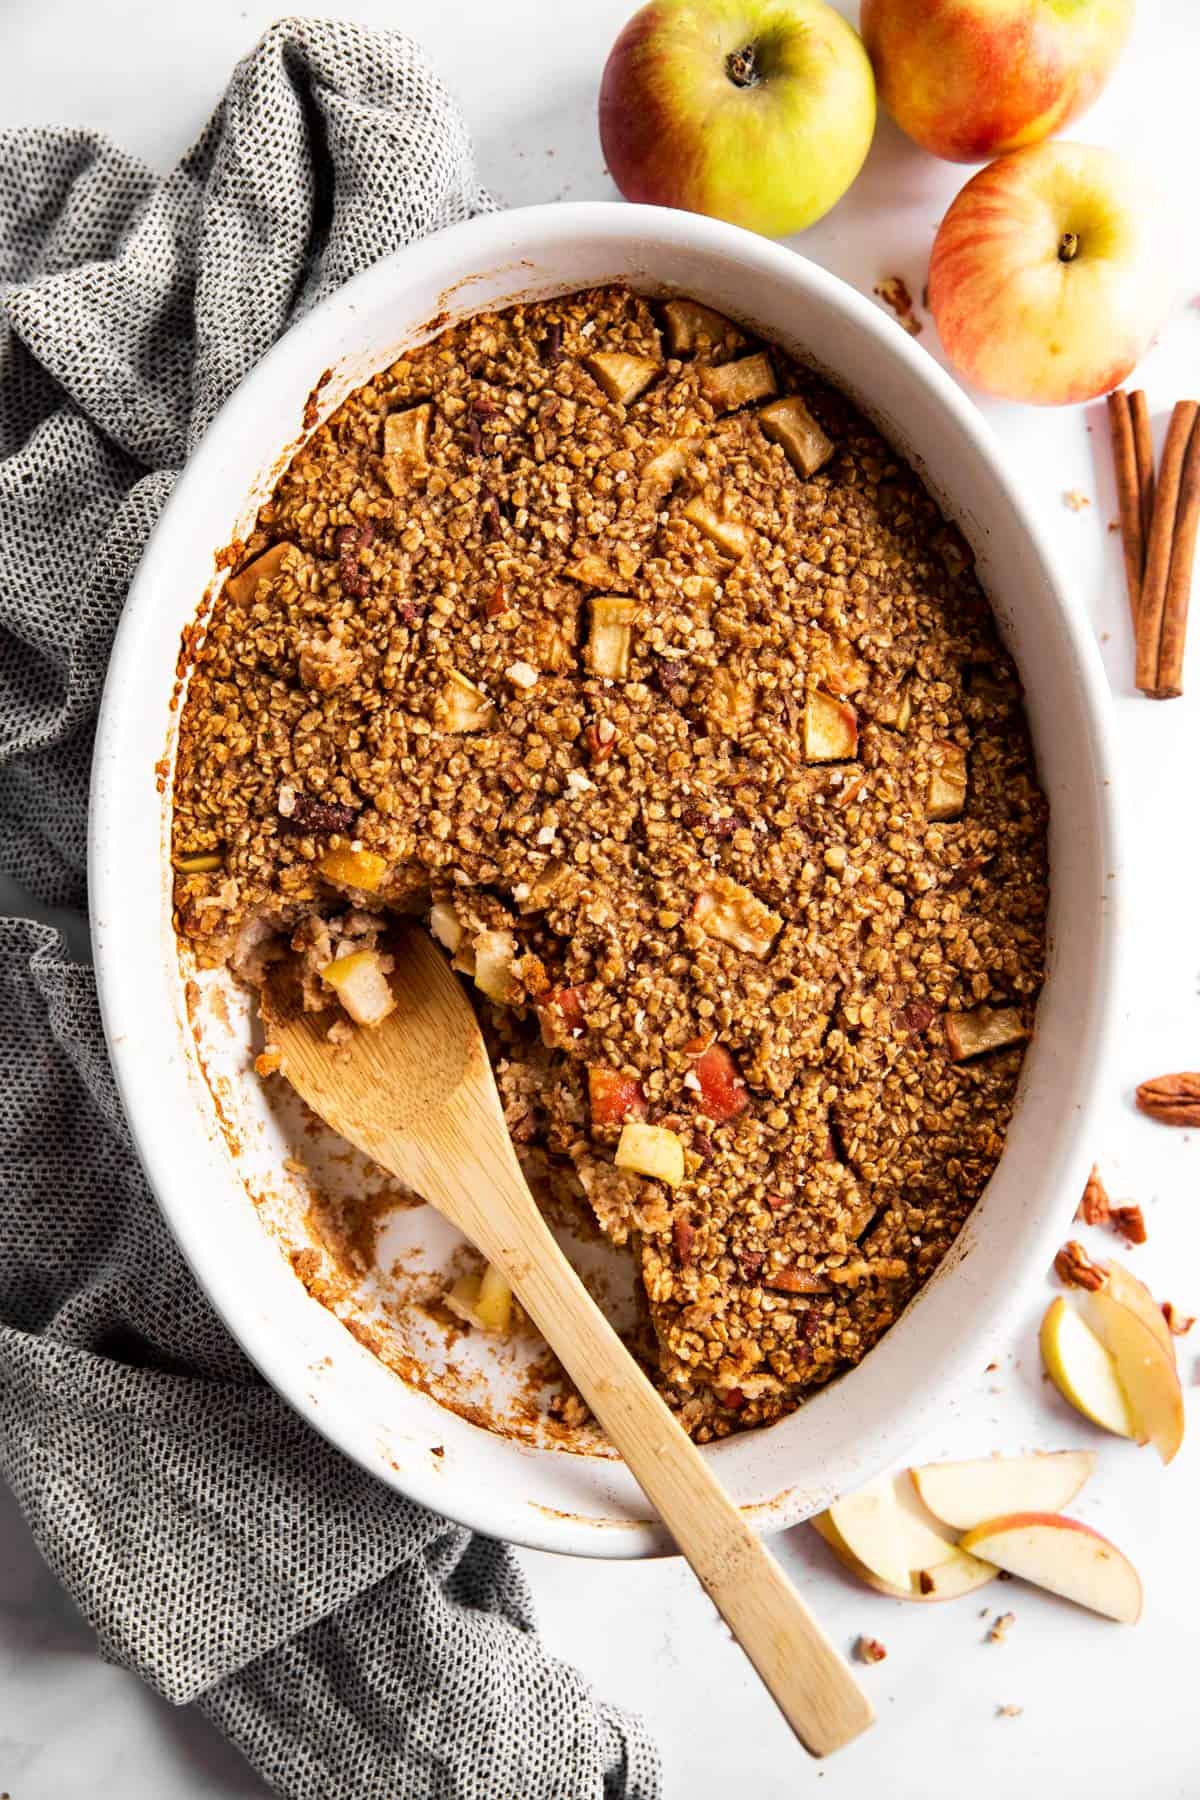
928 142 1172 406
599 0 876 237
862 0 1134 164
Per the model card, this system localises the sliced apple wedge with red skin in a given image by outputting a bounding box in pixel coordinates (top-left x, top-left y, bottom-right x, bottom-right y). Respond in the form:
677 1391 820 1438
912 1451 1097 1532
823 1471 996 1595
811 1510 998 1604
1077 1284 1184 1466
959 1514 1143 1626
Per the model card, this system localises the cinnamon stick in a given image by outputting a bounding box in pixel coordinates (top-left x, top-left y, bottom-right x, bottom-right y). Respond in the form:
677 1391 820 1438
1155 412 1200 697
1107 390 1143 629
1136 400 1199 696
1130 389 1155 546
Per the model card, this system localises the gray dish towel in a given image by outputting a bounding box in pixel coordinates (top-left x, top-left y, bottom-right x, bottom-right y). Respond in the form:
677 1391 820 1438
0 18 660 1799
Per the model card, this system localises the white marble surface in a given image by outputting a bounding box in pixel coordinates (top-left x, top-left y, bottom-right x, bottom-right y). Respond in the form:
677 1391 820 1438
3 1 1200 1793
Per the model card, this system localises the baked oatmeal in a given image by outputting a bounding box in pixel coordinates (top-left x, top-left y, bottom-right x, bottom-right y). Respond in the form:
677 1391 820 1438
171 284 1048 1442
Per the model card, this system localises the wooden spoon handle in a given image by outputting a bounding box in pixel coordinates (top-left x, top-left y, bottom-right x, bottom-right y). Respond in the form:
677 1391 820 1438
443 1153 874 1758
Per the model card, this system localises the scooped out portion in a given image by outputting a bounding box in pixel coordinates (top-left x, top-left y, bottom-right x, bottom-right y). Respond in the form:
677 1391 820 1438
172 284 1048 1443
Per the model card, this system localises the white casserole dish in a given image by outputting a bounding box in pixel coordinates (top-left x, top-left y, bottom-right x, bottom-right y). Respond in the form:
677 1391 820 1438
90 202 1119 1557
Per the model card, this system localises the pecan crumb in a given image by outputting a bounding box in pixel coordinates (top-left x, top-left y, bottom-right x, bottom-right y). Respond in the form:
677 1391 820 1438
1076 1163 1111 1225
1163 1301 1195 1336
856 1634 888 1665
1063 489 1091 512
1110 1203 1147 1246
988 1611 1016 1644
996 1704 1024 1719
1054 1239 1106 1291
1136 1072 1200 1127
874 276 922 336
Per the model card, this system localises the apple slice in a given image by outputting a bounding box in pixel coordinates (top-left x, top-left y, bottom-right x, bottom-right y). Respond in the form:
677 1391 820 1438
1102 1258 1175 1358
811 1511 998 1604
824 1471 997 1594
1077 1284 1184 1465
959 1515 1143 1625
912 1451 1096 1532
1040 1296 1138 1441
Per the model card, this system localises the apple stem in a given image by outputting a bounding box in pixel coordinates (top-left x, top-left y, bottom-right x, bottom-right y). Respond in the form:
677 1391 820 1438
726 43 760 88
1058 232 1080 264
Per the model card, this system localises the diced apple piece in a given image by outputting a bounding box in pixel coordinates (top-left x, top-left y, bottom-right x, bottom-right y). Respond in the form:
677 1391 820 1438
446 1262 514 1334
681 498 750 560
804 689 859 762
615 1120 686 1188
638 439 692 499
586 595 636 679
538 985 586 1044
690 1042 749 1121
707 666 755 735
565 553 622 589
958 1515 1143 1625
693 874 782 960
758 395 834 476
472 928 517 1004
429 900 463 953
436 669 496 732
173 850 224 873
318 846 389 892
698 352 776 412
1040 1297 1138 1440
383 402 432 460
912 1452 1097 1532
824 1470 997 1595
583 351 659 406
811 1512 998 1604
927 740 968 820
873 683 912 732
321 948 395 1027
661 298 747 358
1077 1284 1185 1465
225 541 295 605
588 1065 648 1127
820 639 869 696
944 1005 1026 1061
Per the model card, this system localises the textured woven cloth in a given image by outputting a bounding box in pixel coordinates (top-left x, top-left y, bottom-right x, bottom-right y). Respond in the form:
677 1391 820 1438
0 18 659 1799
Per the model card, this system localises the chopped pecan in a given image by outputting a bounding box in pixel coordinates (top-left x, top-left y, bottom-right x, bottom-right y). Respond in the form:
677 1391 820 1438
673 1216 695 1265
481 493 503 543
856 1635 888 1665
336 521 374 598
1053 1239 1106 1291
712 811 751 842
655 657 690 696
1075 1164 1110 1226
988 1611 1016 1644
739 1251 764 1282
1136 1072 1200 1126
944 854 990 892
1111 1204 1147 1246
583 718 617 764
1162 1301 1196 1336
895 997 936 1039
396 600 423 627
539 321 563 366
278 793 359 836
691 1130 714 1163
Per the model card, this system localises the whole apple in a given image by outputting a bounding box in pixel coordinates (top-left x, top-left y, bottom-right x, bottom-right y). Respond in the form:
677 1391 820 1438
862 0 1133 164
928 142 1171 407
598 0 875 237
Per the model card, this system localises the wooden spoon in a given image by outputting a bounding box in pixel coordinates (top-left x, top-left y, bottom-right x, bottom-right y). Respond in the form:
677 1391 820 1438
267 927 873 1758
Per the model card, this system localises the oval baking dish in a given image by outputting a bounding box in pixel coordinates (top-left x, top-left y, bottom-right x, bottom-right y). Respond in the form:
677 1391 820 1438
90 203 1120 1557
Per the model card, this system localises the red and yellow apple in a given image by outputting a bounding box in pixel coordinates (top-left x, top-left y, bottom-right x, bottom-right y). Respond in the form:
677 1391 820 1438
598 0 876 238
861 0 1134 164
928 142 1171 406
959 1514 1142 1623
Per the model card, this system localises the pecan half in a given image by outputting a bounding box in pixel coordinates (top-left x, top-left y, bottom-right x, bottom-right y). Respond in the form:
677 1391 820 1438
1111 1204 1147 1246
1075 1164 1111 1226
1136 1072 1200 1126
1053 1239 1106 1291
